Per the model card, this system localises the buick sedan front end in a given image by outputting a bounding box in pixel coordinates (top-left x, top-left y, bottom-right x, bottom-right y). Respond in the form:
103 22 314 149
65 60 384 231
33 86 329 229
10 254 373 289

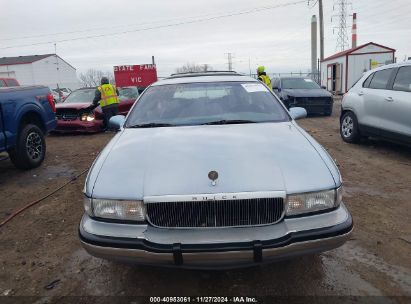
79 72 352 268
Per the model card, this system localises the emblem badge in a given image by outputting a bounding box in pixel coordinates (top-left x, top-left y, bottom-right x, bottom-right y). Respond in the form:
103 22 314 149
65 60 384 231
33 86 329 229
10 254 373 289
208 170 218 186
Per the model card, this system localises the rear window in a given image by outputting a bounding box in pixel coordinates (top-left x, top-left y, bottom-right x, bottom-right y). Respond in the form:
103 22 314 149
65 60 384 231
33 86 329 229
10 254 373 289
281 78 320 89
64 89 95 103
368 68 393 89
6 79 19 86
393 66 411 92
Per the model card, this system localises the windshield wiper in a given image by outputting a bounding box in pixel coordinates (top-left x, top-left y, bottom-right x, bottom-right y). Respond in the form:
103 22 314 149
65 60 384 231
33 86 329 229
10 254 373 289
201 119 257 125
128 123 175 128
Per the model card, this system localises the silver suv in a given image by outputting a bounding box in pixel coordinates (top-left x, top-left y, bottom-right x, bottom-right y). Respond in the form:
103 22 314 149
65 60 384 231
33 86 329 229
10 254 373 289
340 62 411 145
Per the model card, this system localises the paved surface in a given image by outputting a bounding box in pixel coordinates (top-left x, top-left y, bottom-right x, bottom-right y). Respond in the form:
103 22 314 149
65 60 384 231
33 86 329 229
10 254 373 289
0 99 410 302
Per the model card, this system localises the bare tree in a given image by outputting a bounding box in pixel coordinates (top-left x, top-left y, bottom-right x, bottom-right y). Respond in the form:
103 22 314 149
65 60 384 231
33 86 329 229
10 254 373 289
175 63 213 74
79 69 115 87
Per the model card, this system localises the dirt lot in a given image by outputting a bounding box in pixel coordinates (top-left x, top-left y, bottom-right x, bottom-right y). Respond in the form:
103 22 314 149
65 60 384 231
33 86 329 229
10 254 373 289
1 99 410 303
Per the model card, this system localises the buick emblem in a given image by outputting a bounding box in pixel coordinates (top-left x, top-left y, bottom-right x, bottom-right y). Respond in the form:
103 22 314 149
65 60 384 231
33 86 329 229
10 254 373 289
208 170 218 186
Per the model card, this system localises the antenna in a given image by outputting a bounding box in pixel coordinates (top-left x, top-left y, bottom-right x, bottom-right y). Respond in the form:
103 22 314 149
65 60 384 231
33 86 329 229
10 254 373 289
332 0 352 51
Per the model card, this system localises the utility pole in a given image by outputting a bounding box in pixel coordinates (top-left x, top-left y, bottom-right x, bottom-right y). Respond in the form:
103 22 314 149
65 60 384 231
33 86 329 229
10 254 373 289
333 0 351 51
54 43 60 95
319 0 324 60
225 53 234 71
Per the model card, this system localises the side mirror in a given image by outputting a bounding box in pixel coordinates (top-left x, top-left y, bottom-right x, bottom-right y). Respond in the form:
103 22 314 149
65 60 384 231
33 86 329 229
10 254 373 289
289 107 307 120
108 115 126 131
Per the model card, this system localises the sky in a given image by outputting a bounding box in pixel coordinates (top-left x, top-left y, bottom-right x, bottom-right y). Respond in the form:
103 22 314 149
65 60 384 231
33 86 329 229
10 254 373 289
1 0 410 78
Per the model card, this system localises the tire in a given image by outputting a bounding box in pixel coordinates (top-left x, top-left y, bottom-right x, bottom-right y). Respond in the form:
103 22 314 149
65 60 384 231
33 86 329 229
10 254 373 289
340 111 360 143
9 124 46 169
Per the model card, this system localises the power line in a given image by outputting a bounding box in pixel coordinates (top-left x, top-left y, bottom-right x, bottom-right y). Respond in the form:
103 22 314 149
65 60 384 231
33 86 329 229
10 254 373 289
0 0 306 50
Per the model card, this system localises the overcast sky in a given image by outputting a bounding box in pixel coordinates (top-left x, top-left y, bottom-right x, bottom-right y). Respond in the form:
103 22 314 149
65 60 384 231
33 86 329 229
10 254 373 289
1 0 410 77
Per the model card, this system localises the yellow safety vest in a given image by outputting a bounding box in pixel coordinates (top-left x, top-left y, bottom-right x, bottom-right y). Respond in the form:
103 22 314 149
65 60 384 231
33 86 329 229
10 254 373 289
98 84 119 108
258 75 272 90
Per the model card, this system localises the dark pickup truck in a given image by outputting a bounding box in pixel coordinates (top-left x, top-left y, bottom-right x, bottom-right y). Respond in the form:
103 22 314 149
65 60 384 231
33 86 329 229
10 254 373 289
0 86 57 169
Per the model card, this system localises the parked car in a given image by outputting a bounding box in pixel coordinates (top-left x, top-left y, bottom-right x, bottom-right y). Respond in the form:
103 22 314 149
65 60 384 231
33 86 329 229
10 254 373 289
0 77 20 87
0 86 56 169
272 77 333 116
79 71 353 268
340 62 411 145
54 87 138 133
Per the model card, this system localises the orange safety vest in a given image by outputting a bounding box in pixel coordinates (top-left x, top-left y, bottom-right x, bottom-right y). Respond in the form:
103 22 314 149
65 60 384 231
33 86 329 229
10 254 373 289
98 84 119 108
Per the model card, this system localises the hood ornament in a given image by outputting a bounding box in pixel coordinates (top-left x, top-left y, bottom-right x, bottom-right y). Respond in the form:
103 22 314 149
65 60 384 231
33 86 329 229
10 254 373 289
208 170 219 186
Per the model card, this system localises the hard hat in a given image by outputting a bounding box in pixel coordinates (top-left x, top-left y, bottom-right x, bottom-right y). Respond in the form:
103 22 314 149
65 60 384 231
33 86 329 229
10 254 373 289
101 77 109 84
257 66 265 73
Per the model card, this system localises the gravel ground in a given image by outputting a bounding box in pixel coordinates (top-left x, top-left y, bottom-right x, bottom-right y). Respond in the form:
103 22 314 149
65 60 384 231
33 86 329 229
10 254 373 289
0 99 410 303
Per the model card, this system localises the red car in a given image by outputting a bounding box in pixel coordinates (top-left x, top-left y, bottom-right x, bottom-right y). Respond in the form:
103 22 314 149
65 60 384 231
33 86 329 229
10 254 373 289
54 87 138 133
0 78 20 87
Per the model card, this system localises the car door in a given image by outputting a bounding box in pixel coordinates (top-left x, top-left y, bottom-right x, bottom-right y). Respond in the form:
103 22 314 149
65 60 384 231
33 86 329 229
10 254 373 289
380 66 411 143
359 68 396 135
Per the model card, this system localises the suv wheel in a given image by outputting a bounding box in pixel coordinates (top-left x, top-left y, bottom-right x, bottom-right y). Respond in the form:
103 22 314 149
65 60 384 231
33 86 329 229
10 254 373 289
9 124 46 169
340 112 360 143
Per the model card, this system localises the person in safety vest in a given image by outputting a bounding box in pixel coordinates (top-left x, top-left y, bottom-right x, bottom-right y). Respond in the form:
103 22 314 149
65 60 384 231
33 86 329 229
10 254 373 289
256 66 272 90
92 77 120 130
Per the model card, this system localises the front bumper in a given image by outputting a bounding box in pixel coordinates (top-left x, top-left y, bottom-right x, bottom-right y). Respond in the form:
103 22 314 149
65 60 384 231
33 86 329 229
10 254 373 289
54 119 103 133
288 98 333 115
79 203 353 269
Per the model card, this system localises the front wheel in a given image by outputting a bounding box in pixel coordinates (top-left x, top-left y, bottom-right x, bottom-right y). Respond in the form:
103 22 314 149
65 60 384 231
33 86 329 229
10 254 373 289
340 112 360 143
9 124 46 169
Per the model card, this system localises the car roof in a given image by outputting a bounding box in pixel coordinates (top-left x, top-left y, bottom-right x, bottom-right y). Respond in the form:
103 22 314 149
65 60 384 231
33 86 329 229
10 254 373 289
153 71 258 86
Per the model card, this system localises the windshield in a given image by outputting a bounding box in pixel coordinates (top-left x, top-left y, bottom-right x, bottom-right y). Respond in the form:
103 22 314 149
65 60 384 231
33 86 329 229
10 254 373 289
64 89 95 103
118 87 139 100
125 82 289 127
282 78 320 89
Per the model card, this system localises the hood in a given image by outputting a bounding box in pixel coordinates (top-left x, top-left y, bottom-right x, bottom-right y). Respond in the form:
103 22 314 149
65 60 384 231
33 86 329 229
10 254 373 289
56 102 91 110
281 88 332 98
89 123 338 200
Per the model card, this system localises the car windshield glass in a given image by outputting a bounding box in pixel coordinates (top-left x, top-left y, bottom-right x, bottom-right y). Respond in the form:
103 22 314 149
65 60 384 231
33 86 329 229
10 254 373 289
7 79 19 86
282 78 320 89
125 82 289 127
64 89 95 103
119 87 139 100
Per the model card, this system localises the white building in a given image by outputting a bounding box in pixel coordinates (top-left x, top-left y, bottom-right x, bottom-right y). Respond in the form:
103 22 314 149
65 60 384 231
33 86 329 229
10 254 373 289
320 42 395 94
0 54 79 90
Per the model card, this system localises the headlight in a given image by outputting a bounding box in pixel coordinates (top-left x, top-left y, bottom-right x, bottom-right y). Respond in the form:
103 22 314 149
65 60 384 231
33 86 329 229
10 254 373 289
286 186 342 216
81 113 95 122
84 197 146 221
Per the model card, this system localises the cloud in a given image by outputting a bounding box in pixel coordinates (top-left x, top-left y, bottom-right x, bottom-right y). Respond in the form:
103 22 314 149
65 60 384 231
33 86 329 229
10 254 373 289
0 0 410 76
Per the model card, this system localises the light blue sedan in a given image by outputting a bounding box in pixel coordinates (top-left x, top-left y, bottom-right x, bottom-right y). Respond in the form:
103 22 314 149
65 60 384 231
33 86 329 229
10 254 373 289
79 71 352 268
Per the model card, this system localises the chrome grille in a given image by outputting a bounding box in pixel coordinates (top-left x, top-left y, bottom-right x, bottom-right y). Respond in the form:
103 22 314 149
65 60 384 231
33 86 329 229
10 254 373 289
56 113 79 121
146 197 284 228
295 97 332 105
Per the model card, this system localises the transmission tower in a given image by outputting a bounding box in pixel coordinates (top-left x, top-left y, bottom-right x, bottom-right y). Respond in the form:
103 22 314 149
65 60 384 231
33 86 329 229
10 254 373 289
332 0 351 51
